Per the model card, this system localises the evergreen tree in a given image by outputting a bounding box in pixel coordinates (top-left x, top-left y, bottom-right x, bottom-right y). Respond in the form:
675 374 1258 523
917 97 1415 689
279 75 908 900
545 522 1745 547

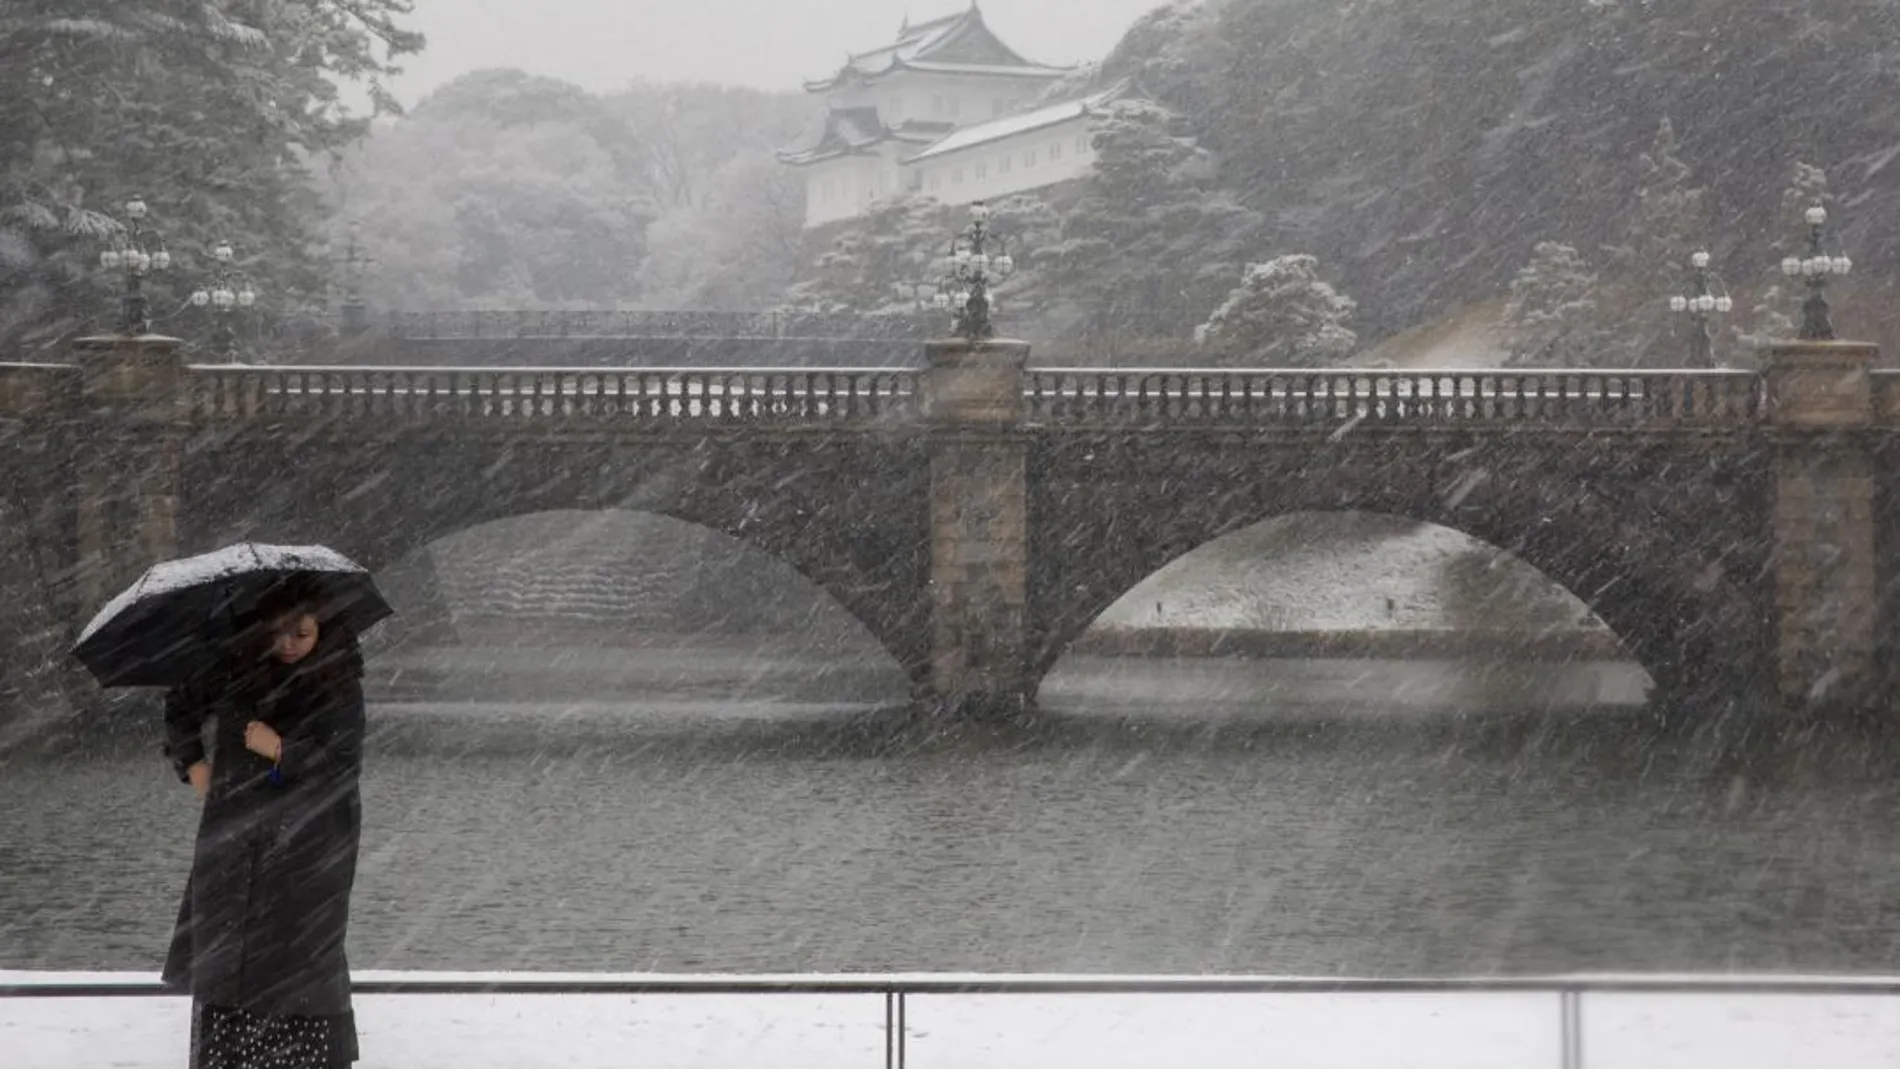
1735 161 1833 352
1036 99 1261 342
0 1 421 351
1504 242 1605 367
1602 118 1711 366
1196 255 1357 367
782 193 954 313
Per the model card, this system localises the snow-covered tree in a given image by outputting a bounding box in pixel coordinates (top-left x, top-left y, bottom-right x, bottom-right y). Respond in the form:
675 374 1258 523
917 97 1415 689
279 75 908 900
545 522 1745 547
1601 118 1711 366
1196 255 1357 367
1504 242 1605 367
1036 99 1261 342
639 156 804 310
0 1 421 350
1734 162 1832 354
782 194 954 313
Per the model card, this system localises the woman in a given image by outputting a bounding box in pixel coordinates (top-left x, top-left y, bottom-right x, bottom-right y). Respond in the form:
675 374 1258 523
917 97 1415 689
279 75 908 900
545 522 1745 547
162 583 368 1069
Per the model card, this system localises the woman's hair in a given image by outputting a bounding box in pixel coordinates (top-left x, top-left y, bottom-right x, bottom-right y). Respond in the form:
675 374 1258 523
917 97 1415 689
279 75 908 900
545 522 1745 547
238 577 366 682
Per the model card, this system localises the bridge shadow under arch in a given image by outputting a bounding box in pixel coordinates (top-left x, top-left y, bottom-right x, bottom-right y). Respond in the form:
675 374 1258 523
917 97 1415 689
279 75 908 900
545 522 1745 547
177 428 932 699
365 509 910 706
1026 432 1775 719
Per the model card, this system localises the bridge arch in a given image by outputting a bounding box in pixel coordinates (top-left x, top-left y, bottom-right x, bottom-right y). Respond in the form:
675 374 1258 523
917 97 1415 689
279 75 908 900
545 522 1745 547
176 429 932 688
1026 433 1774 715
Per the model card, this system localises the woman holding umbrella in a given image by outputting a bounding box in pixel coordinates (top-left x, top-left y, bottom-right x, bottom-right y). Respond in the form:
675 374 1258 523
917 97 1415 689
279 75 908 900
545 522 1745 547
161 579 369 1069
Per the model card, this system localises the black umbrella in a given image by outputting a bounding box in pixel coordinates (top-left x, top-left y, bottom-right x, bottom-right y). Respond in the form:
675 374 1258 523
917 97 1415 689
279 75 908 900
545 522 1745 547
73 543 393 688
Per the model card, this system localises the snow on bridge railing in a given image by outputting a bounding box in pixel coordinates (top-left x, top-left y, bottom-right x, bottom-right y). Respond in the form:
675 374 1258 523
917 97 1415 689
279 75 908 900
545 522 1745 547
185 364 920 423
1025 367 1764 427
389 309 936 341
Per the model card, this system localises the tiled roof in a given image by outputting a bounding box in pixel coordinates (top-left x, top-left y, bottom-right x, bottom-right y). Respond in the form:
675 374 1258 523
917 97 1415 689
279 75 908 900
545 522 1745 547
802 5 1071 92
776 106 951 166
901 79 1132 164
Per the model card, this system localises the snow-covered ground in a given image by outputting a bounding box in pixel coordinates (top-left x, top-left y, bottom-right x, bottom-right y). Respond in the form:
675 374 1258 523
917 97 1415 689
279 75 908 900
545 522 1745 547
6 972 1900 1068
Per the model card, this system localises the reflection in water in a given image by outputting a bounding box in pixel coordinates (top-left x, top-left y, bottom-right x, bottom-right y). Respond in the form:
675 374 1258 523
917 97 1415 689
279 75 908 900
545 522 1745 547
2 649 1894 979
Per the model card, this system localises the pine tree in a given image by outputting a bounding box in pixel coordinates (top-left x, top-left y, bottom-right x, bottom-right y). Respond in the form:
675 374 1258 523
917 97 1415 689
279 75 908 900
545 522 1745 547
1735 162 1832 353
1196 255 1357 367
1036 99 1261 342
1504 242 1604 367
782 193 954 313
0 1 422 351
1602 118 1711 366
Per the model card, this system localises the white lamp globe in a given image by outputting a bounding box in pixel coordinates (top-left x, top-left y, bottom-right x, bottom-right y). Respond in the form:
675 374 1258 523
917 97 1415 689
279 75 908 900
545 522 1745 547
1805 205 1827 227
1691 250 1711 269
1669 296 1689 313
190 289 211 307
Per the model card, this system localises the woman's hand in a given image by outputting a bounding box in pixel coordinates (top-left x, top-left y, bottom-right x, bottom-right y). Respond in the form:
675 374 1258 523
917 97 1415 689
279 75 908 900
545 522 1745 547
243 721 283 763
187 762 211 799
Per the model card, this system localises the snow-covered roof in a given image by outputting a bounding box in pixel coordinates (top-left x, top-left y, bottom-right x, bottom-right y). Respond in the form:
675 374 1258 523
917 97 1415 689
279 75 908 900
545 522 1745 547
901 80 1131 165
776 105 951 166
802 5 1070 93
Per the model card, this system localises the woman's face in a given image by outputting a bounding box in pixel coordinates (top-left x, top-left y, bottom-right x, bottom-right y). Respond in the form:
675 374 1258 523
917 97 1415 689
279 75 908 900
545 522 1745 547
269 612 320 664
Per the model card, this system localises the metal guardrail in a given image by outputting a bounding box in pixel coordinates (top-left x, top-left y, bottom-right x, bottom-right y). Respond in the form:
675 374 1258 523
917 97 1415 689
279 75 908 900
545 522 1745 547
7 974 1900 1069
1026 368 1764 427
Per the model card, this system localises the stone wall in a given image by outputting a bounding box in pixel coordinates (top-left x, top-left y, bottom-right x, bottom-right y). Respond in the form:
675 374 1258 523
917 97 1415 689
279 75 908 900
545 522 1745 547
0 495 74 743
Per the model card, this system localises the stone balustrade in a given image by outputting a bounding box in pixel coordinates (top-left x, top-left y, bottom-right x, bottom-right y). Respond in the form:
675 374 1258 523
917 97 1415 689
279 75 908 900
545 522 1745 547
1025 368 1764 428
185 365 920 424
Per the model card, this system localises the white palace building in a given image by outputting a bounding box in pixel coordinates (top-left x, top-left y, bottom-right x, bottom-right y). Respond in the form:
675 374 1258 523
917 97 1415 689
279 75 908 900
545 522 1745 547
777 4 1129 228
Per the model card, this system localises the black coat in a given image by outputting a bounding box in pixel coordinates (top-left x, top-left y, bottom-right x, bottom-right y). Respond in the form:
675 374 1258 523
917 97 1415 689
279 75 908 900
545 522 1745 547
161 638 366 1021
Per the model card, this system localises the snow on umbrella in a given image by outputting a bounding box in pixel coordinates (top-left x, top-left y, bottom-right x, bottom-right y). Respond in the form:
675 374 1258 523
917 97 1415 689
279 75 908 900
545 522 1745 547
72 542 393 688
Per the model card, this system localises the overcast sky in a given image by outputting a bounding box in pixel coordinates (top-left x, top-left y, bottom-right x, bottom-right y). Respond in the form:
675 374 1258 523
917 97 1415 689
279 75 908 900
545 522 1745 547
385 0 1166 101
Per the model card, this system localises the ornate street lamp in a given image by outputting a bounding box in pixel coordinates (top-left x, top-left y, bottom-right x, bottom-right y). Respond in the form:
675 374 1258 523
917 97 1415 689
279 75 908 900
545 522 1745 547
1780 204 1852 341
189 240 258 359
97 195 172 335
935 201 1016 341
1666 250 1733 367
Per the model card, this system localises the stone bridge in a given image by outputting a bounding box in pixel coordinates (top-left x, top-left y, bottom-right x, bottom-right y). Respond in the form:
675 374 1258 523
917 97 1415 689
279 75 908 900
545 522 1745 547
2 333 1896 722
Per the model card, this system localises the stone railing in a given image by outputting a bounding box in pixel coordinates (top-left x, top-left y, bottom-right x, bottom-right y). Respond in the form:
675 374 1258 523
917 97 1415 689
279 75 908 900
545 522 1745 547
389 309 935 342
1024 368 1764 428
0 362 80 419
1872 369 1900 425
186 365 919 424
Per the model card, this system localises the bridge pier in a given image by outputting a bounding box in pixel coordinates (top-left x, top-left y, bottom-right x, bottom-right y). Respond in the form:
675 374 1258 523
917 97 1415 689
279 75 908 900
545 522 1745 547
1764 340 1884 719
70 334 189 622
923 339 1032 718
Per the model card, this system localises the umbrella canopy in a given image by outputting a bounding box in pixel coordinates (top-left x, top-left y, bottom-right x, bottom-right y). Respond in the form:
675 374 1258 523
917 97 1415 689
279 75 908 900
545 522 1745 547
73 543 393 688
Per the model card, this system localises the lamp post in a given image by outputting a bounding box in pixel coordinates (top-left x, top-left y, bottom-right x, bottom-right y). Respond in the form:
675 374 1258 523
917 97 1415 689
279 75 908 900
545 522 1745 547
1780 204 1852 341
97 195 172 335
1666 250 1732 367
189 240 257 360
936 201 1016 341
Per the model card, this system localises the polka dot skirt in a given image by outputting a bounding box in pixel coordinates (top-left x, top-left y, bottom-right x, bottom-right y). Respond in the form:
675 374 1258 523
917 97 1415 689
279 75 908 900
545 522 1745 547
193 1003 354 1069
